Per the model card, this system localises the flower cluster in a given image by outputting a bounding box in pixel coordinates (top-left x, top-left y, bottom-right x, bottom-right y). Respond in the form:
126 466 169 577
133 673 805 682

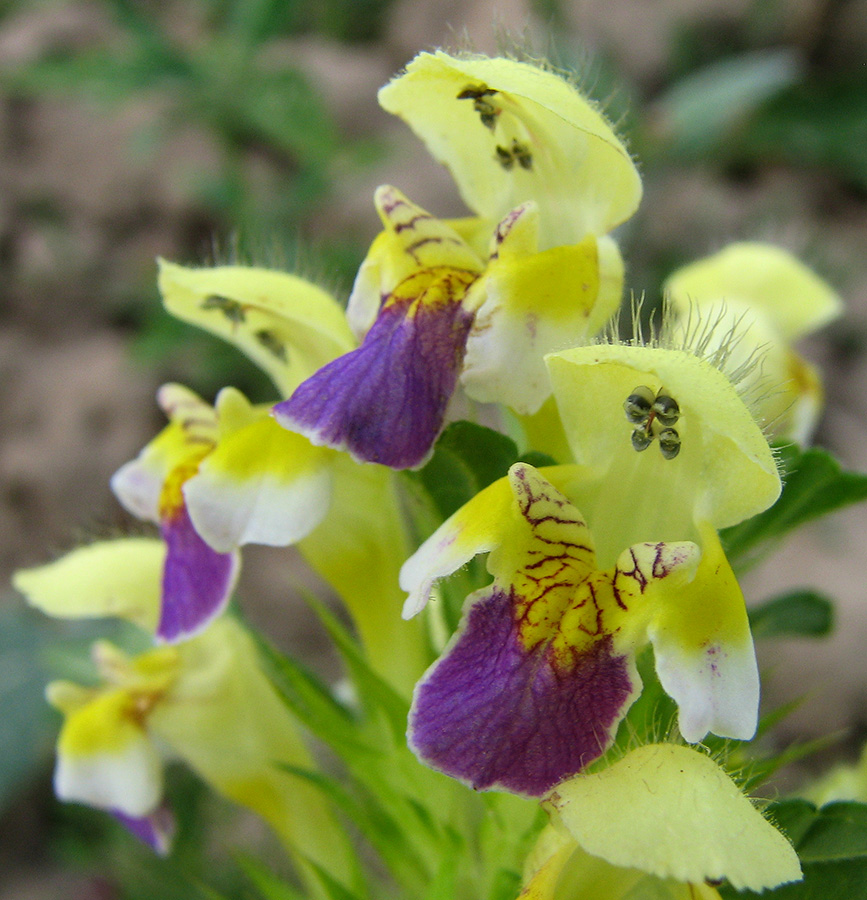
16 47 851 899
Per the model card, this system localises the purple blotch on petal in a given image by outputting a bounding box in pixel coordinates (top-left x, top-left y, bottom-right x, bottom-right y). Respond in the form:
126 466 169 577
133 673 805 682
158 504 238 643
112 806 175 855
274 274 476 469
409 587 634 796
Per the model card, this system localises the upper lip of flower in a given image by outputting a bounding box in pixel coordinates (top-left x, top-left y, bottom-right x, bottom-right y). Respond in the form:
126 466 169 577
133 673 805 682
377 50 643 247
544 333 781 555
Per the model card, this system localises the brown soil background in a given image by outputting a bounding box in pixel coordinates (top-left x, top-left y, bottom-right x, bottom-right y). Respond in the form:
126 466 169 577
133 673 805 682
1 0 866 896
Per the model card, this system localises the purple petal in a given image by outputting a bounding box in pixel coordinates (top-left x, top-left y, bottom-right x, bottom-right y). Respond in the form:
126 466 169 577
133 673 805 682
409 587 636 796
273 270 477 469
158 503 239 643
112 806 175 855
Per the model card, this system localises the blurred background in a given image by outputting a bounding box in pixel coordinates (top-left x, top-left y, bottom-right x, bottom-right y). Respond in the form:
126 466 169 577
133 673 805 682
1 0 865 896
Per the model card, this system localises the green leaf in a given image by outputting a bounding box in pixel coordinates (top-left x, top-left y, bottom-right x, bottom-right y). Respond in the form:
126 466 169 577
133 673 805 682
721 446 867 567
793 802 867 862
304 858 368 900
749 590 834 639
0 603 57 811
252 632 377 758
280 764 429 890
737 74 867 189
420 852 458 900
721 801 867 899
652 49 801 158
303 594 409 743
236 853 309 900
409 421 519 521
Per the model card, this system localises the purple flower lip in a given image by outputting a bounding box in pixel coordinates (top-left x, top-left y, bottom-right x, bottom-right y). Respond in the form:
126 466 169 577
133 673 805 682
158 502 238 643
112 806 175 855
408 587 634 796
274 268 477 469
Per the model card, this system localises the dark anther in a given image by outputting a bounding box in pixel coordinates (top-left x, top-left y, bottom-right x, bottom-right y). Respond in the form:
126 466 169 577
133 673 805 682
495 145 515 170
624 386 654 424
513 141 533 170
658 428 681 459
631 427 653 452
201 294 246 325
457 84 499 130
457 84 496 100
255 329 287 362
652 394 680 426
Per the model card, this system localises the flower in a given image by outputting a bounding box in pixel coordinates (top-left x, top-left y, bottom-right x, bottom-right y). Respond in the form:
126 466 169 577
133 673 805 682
273 50 641 471
402 330 782 794
274 186 485 470
113 261 428 687
106 259 358 642
519 743 801 897
401 463 761 796
664 242 842 444
110 382 334 642
273 185 624 470
377 50 642 247
15 540 353 877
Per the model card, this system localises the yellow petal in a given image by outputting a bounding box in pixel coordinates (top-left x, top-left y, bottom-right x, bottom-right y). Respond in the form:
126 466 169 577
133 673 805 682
158 259 355 397
546 344 780 563
549 743 802 892
379 51 642 247
665 242 842 342
400 463 602 618
54 688 164 817
109 384 216 522
14 538 165 631
463 228 623 413
399 472 516 618
183 388 333 552
347 186 484 340
646 525 759 742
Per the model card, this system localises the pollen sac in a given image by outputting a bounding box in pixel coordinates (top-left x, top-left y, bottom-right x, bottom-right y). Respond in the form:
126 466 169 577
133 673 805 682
457 84 498 130
494 140 533 171
513 141 533 170
658 427 681 459
625 386 683 459
631 426 653 452
200 294 246 325
495 144 515 170
652 394 680 426
254 329 287 362
624 386 655 425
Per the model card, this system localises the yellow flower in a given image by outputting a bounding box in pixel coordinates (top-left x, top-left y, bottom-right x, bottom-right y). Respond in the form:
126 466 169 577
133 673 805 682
401 464 762 795
664 242 842 443
378 51 642 247
521 744 801 897
50 619 352 878
274 51 643 469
